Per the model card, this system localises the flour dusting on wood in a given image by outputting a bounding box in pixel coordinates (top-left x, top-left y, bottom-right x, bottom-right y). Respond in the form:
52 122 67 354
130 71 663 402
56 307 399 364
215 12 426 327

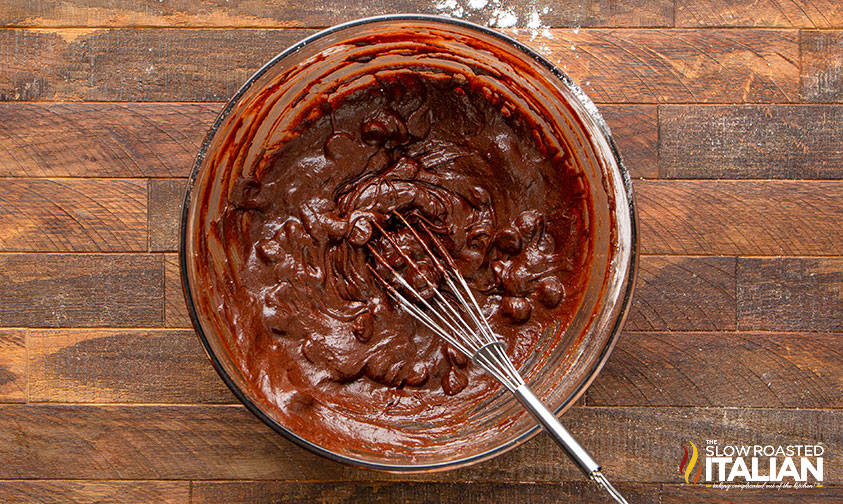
432 0 560 55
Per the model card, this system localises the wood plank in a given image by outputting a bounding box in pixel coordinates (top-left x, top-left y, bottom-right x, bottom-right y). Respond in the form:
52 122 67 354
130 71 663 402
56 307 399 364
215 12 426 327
0 480 189 504
0 330 26 403
0 28 798 103
0 103 654 180
170 255 736 333
626 256 735 332
0 103 219 177
659 105 843 179
148 179 185 252
0 28 314 101
0 0 675 28
589 331 843 408
521 29 798 104
662 484 842 503
0 254 163 328
28 329 233 403
0 405 838 483
0 178 146 252
165 253 191 329
600 105 658 179
676 0 843 28
636 180 843 255
738 257 843 332
802 30 843 103
192 481 658 504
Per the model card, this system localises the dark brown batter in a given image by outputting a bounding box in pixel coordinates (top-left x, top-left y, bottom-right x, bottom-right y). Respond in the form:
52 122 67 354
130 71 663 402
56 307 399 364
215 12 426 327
196 33 594 457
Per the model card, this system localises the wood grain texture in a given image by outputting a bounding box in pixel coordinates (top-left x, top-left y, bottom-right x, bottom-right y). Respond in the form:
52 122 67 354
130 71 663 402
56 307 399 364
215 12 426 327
0 254 163 327
636 180 843 255
738 257 843 332
659 105 843 179
600 105 658 178
0 178 146 252
28 329 233 403
192 481 658 504
801 30 843 102
148 179 185 252
193 481 843 504
626 256 736 331
0 103 219 177
676 1 843 28
522 29 798 104
0 0 674 28
0 405 839 483
589 331 843 408
0 480 189 504
661 485 842 503
0 28 313 101
0 330 26 403
165 253 191 328
0 28 798 103
0 6 838 503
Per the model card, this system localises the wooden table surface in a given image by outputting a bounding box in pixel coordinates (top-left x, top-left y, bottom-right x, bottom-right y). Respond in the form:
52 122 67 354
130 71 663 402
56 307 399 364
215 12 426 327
0 1 841 503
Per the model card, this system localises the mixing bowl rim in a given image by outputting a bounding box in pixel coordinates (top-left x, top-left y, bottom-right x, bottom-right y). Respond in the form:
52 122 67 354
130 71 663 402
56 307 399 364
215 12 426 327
179 13 639 473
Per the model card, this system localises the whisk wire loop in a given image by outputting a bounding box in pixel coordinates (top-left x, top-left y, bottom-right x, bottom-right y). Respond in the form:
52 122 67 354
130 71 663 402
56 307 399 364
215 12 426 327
366 212 628 504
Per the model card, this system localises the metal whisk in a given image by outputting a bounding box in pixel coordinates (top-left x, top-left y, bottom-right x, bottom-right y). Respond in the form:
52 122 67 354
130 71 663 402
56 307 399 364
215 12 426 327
367 212 628 504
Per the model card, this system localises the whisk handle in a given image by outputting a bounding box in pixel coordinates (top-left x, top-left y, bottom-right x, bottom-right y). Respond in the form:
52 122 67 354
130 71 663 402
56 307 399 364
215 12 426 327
513 384 600 475
513 385 629 504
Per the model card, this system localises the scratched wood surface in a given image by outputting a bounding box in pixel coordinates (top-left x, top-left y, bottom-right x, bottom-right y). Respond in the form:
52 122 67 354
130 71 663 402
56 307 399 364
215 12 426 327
0 1 840 503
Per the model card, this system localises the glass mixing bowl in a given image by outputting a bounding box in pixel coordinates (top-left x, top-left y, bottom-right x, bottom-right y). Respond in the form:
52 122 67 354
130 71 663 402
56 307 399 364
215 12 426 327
180 14 638 472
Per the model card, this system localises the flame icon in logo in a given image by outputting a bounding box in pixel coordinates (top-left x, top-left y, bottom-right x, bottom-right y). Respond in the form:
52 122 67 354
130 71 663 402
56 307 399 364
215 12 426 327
679 441 703 485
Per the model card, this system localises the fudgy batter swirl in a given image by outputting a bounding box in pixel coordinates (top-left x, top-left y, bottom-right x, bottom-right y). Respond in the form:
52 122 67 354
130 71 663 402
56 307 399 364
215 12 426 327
215 66 593 452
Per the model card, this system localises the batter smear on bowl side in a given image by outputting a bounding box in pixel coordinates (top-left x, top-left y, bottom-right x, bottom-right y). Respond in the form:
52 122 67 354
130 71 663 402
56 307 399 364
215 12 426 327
198 55 595 455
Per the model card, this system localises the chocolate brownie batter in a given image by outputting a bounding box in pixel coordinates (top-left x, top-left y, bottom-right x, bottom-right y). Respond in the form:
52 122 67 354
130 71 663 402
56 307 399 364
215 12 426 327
195 34 594 456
